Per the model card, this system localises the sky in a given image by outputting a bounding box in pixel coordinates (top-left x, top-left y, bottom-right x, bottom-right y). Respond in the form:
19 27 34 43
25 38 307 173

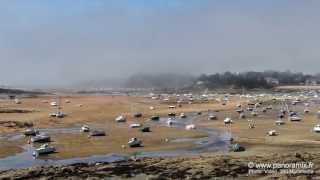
1 0 320 87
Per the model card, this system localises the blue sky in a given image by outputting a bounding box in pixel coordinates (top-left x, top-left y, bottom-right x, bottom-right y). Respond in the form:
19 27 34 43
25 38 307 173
0 0 320 87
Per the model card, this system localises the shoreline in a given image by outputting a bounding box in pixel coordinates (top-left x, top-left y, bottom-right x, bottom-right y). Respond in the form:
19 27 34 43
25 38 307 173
0 152 317 179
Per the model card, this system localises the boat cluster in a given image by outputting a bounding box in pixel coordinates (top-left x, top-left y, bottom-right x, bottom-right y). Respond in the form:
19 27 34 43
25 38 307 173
226 92 320 137
23 128 55 157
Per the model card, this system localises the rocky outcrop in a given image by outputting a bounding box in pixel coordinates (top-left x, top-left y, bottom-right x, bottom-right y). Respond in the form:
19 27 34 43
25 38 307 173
0 152 318 179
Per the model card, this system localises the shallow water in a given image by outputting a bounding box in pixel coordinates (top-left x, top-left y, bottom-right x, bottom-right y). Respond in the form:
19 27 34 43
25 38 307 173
0 112 230 170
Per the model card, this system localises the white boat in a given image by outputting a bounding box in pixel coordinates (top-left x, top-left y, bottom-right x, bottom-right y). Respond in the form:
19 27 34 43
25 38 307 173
185 124 196 130
180 113 187 118
130 123 142 128
167 118 175 126
49 112 57 117
169 105 176 109
23 128 38 136
31 134 51 143
275 120 285 125
224 118 233 124
80 125 90 132
149 106 155 110
208 114 217 120
262 108 267 113
266 105 273 110
151 97 159 100
14 99 21 104
115 115 126 122
313 124 320 133
56 112 66 118
268 130 277 136
304 109 310 113
49 112 66 118
128 138 142 147
50 102 57 106
33 144 55 156
251 111 258 116
289 115 302 121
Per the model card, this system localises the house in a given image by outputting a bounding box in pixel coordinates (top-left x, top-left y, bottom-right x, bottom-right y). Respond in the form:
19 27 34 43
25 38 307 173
265 77 279 85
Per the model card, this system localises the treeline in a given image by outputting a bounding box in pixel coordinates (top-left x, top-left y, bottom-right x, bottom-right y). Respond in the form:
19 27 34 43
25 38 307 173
0 88 47 95
196 71 318 89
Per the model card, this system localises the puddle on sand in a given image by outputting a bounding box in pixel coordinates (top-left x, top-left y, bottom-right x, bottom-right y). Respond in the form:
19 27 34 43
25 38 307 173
0 112 230 171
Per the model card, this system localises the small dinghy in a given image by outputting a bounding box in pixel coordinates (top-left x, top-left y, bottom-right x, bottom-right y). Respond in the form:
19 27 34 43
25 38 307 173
224 118 233 124
56 112 66 118
130 123 142 128
289 115 302 122
128 137 142 147
140 127 151 132
168 113 176 117
278 113 285 119
133 112 142 118
266 105 273 110
49 112 66 118
23 128 39 136
89 130 106 137
50 102 57 106
80 125 90 132
251 111 258 117
313 124 320 133
268 130 278 136
115 115 126 123
167 118 175 126
289 111 297 117
275 120 285 125
180 113 187 118
150 116 160 121
15 99 21 104
208 114 217 120
33 143 55 156
239 113 246 119
185 124 196 130
31 134 51 143
149 106 155 110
